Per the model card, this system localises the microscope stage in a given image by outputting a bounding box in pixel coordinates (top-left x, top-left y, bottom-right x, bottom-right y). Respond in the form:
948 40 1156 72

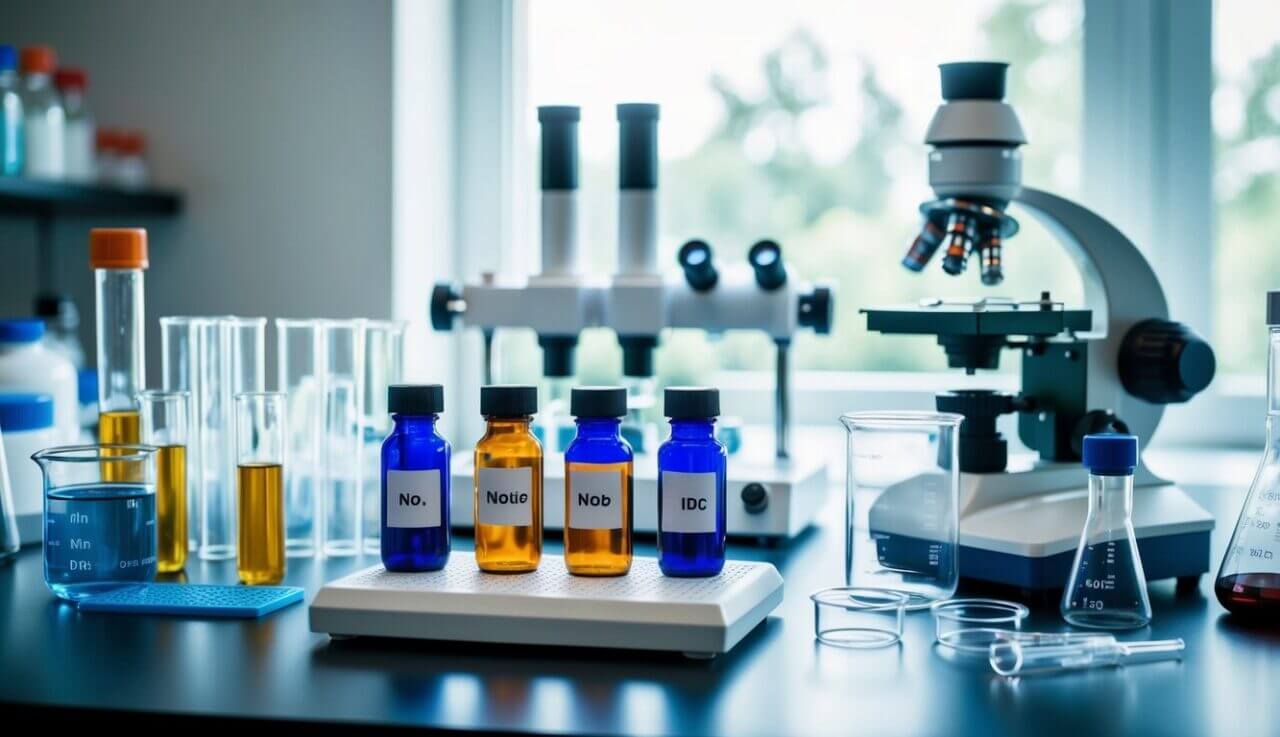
309 554 784 656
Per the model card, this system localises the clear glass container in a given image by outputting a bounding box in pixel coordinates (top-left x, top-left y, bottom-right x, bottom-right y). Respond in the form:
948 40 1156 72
196 317 265 560
160 316 201 551
276 318 324 557
235 392 285 585
320 319 365 556
92 229 148 447
811 587 908 648
931 598 1029 654
360 320 405 554
32 444 156 601
1061 434 1151 630
139 390 189 574
54 68 93 181
840 411 963 609
1216 317 1280 617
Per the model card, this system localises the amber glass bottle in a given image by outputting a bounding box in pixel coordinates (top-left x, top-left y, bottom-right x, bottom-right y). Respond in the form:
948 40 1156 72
474 385 542 572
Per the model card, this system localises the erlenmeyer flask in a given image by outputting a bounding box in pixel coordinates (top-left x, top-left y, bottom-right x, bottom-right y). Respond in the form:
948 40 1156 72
1215 291 1280 617
1061 433 1152 630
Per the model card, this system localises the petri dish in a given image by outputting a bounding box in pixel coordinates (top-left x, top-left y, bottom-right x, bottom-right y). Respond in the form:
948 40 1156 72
811 587 908 648
931 598 1029 654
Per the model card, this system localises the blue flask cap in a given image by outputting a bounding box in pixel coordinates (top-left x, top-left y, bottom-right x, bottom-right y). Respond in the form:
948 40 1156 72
1082 433 1138 476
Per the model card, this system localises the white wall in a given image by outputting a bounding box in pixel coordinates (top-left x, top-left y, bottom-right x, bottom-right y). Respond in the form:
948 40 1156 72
0 0 395 385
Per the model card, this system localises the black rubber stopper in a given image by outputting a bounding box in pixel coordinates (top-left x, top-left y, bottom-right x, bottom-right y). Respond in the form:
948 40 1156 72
664 387 720 419
939 62 1010 101
389 384 444 415
570 386 627 418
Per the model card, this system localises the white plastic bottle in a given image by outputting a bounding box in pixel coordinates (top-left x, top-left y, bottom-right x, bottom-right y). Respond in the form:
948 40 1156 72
54 67 93 181
0 393 57 545
0 319 78 443
18 46 64 179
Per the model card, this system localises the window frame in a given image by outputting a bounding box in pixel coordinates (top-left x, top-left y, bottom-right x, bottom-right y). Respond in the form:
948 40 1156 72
447 0 1254 449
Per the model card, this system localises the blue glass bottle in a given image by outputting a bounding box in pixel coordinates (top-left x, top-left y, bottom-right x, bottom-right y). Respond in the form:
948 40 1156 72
381 384 450 571
563 386 633 576
657 387 726 576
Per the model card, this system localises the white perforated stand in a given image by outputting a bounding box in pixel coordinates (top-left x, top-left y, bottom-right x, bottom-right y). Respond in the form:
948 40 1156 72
309 554 784 657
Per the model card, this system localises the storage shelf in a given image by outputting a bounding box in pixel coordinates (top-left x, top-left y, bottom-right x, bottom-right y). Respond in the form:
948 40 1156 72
0 176 182 218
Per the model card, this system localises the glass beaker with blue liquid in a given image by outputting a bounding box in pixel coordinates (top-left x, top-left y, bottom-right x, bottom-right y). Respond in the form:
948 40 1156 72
32 444 158 601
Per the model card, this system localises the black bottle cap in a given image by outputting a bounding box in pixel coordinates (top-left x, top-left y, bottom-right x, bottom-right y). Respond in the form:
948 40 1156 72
570 386 627 418
481 385 538 417
664 387 720 419
388 384 444 415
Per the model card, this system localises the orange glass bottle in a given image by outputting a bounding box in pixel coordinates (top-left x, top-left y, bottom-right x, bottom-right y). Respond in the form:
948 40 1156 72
474 385 542 572
563 386 633 576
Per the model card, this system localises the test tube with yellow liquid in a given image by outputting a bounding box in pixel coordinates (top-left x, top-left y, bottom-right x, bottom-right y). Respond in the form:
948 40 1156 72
90 228 148 480
140 390 190 573
235 392 286 585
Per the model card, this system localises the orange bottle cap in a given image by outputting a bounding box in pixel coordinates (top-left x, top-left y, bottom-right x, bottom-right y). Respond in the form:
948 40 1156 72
19 46 56 75
89 228 149 270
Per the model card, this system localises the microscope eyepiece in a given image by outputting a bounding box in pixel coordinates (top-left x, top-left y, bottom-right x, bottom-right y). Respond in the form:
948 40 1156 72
748 239 787 290
678 239 718 291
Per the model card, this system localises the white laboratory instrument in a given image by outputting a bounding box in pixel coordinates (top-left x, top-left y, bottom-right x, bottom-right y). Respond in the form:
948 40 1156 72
863 62 1216 590
309 553 783 657
431 103 833 540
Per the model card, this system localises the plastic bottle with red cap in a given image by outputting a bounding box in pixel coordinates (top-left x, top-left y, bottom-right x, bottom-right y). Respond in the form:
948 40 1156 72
54 67 93 181
18 46 64 179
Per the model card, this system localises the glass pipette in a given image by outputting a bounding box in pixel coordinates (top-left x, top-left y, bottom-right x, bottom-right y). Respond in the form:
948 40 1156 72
989 636 1185 677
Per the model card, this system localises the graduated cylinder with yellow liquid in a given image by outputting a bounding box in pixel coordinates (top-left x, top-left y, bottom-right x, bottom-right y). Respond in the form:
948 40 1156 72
474 385 542 572
235 392 286 585
140 390 191 573
563 387 633 576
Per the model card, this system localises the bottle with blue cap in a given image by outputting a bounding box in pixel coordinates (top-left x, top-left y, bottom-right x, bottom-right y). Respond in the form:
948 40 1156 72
0 44 23 176
1061 432 1152 629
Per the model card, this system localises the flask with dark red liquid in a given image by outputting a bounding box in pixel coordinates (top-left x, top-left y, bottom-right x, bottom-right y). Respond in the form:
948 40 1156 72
1215 291 1280 618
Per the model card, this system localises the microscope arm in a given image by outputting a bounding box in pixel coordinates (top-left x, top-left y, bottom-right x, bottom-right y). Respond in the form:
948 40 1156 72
1013 186 1169 452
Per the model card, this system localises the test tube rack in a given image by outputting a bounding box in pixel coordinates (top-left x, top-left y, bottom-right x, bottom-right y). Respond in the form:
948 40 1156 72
309 554 783 657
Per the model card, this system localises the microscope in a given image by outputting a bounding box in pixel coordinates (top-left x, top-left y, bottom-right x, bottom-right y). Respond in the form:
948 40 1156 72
862 62 1216 591
432 103 833 539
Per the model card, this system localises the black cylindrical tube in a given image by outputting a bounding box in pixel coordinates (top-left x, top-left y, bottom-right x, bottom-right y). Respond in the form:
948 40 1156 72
538 106 580 191
617 103 659 191
748 240 787 290
537 334 578 378
678 239 718 291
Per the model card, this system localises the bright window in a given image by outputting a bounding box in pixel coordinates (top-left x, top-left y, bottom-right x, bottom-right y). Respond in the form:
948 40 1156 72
1213 1 1280 375
496 0 1084 386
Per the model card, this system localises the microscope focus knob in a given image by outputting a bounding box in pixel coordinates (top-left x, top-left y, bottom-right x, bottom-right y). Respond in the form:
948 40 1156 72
798 285 833 335
741 483 769 514
430 282 462 331
1119 319 1216 404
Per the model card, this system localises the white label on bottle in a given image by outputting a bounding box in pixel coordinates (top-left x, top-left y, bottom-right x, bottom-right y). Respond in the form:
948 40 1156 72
386 469 441 528
660 471 718 534
477 467 533 526
567 467 623 530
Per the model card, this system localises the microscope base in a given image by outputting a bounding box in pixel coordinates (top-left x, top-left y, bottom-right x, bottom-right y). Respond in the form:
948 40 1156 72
450 448 829 540
958 482 1213 589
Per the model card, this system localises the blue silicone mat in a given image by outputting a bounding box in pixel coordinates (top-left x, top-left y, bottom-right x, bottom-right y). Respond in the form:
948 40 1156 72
77 583 305 618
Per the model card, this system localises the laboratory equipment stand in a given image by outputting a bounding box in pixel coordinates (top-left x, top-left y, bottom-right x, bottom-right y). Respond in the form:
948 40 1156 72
309 553 784 658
